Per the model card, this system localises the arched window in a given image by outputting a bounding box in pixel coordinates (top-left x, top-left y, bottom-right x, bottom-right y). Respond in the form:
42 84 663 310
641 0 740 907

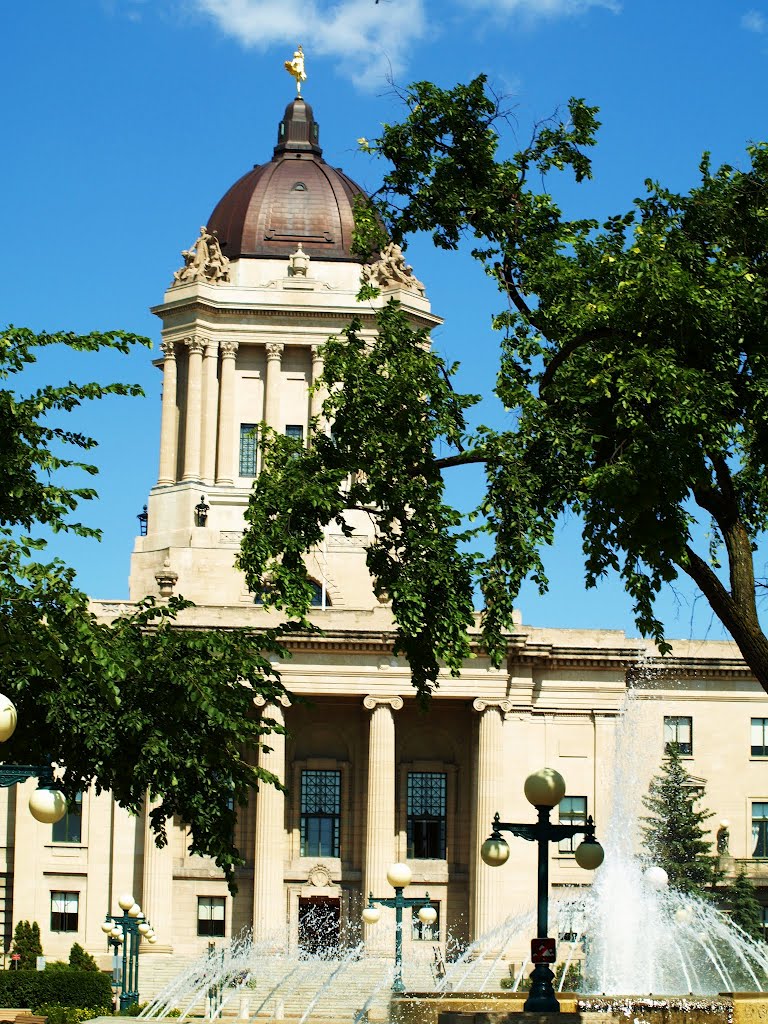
293 181 307 191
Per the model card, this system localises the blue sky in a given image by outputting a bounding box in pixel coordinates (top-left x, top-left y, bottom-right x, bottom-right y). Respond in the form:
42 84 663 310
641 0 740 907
4 0 768 642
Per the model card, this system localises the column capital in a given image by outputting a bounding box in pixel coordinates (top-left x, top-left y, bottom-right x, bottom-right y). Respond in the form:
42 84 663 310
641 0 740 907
185 336 206 356
221 340 239 359
160 340 176 360
363 695 403 711
472 697 513 714
266 342 285 361
253 693 291 709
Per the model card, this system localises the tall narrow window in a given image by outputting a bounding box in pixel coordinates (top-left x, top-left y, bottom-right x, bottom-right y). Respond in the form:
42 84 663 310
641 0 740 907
762 906 768 942
52 793 82 844
239 423 258 476
407 772 447 859
300 770 340 857
51 891 79 932
664 715 693 755
197 896 225 937
558 796 587 853
752 802 768 857
752 719 768 757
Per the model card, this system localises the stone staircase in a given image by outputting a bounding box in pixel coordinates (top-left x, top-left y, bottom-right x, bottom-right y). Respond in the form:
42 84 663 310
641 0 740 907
140 954 438 1022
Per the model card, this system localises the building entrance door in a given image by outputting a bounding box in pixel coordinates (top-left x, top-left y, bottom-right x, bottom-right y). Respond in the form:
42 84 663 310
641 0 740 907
298 896 340 957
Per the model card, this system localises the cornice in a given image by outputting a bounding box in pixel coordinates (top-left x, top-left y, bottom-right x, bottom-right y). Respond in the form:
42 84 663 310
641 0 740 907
151 299 442 329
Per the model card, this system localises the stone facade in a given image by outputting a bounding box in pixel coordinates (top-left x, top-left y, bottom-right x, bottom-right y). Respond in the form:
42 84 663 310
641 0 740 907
2 92 767 984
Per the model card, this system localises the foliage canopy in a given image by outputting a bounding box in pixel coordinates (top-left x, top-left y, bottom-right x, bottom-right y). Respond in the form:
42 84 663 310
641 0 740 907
0 327 293 889
240 76 768 700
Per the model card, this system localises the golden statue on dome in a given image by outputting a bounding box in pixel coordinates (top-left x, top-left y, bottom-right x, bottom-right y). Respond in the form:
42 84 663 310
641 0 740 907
284 45 307 95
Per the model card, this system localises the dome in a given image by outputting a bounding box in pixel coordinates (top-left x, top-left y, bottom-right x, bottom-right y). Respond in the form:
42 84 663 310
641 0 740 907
207 98 366 262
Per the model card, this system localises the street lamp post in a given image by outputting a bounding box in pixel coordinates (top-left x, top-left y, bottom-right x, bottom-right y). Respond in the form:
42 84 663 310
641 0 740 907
481 768 605 1014
0 695 67 823
101 893 157 1010
362 863 438 993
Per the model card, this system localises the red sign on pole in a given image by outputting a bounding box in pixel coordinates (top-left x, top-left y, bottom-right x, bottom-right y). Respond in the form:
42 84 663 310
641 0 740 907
11 954 20 961
531 938 557 964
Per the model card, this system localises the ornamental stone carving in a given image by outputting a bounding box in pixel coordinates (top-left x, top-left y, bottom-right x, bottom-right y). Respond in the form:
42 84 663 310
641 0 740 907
266 343 285 361
185 336 206 356
472 698 513 714
362 242 425 296
155 559 178 600
363 695 404 711
253 693 292 709
173 225 230 286
160 340 176 360
307 864 333 887
220 340 239 359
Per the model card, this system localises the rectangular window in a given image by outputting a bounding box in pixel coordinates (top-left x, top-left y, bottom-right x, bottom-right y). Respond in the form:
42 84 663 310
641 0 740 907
407 772 447 859
752 719 768 757
559 796 587 854
664 715 693 755
762 906 768 942
285 424 304 442
239 423 258 477
52 793 82 844
411 901 440 941
197 896 225 937
51 891 79 932
300 770 340 857
752 802 768 857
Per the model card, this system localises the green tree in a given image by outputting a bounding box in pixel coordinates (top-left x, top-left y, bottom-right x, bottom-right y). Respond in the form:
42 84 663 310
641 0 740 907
238 77 768 701
0 327 295 889
12 920 43 969
641 744 719 896
725 871 764 942
67 942 98 971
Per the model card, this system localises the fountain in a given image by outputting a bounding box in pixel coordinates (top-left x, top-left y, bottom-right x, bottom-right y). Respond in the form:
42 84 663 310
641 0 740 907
136 691 768 1024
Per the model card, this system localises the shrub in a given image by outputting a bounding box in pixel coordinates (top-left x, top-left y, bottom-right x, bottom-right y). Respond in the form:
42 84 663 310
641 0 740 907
68 944 99 973
37 1005 112 1024
0 969 113 1010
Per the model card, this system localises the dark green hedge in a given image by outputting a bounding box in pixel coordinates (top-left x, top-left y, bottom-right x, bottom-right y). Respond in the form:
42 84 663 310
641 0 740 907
0 970 113 1010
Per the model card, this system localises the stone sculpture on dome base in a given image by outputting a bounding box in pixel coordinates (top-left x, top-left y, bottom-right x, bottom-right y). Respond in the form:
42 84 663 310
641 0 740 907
172 225 230 286
362 241 425 296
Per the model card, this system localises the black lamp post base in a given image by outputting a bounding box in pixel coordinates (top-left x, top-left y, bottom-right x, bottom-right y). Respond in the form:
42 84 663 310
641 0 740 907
523 964 560 1013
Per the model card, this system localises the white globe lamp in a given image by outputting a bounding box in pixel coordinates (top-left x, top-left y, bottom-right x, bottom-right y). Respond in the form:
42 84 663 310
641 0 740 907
417 905 438 926
128 903 142 918
118 893 135 911
28 788 67 824
361 906 381 925
574 838 605 870
524 768 566 807
644 865 669 890
480 834 511 867
0 696 17 743
386 863 412 889
101 919 114 934
138 922 151 935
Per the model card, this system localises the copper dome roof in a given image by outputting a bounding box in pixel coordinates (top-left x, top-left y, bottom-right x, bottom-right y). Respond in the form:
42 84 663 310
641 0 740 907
207 98 366 262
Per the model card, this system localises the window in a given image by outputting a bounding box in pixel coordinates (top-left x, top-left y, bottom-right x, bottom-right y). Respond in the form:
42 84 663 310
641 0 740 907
664 715 693 755
197 896 225 937
300 770 340 857
51 891 79 932
407 772 447 859
239 423 258 477
559 796 587 854
411 901 440 941
52 793 82 843
752 719 768 757
285 424 304 442
762 906 768 942
752 802 768 857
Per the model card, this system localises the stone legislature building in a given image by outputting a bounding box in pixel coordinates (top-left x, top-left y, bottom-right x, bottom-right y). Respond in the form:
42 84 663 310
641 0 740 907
4 82 768 981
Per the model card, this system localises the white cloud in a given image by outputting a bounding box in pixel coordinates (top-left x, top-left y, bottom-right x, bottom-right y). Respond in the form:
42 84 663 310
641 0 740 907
461 0 619 15
741 9 768 32
191 0 427 88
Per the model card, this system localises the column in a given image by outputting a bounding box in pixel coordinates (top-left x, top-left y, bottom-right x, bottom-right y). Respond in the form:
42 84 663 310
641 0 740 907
141 796 174 953
200 340 220 483
157 341 178 485
253 696 289 946
310 344 327 434
263 343 284 432
182 336 205 481
363 695 403 952
216 341 239 484
469 698 511 942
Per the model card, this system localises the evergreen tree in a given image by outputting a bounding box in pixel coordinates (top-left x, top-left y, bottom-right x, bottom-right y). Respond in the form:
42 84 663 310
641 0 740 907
641 744 720 896
725 871 764 942
11 920 43 969
68 942 98 972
